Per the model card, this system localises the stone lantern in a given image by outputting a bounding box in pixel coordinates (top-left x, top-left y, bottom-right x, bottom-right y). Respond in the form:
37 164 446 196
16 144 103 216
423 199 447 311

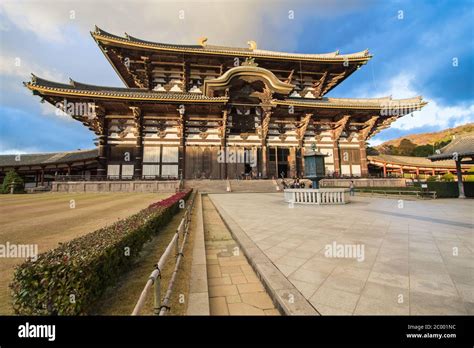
304 150 327 189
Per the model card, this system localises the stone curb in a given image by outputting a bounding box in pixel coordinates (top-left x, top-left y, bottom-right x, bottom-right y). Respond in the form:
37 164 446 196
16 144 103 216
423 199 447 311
207 194 319 316
186 193 210 315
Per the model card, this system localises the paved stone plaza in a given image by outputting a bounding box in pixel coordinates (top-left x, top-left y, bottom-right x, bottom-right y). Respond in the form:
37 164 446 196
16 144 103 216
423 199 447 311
209 193 474 315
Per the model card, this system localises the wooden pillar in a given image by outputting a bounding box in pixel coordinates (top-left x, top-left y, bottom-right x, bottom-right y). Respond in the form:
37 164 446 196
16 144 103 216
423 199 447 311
359 140 368 177
131 107 143 179
220 109 228 179
432 169 435 176
262 146 268 178
300 147 305 176
296 147 302 177
333 141 340 177
275 146 279 178
289 147 297 178
383 163 387 178
97 134 107 178
40 167 45 186
455 159 465 198
35 170 39 187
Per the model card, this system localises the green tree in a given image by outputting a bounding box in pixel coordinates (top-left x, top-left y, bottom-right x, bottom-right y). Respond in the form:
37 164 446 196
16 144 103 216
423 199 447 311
397 139 417 156
366 146 379 155
412 145 435 157
465 167 474 182
1 170 25 194
441 173 455 182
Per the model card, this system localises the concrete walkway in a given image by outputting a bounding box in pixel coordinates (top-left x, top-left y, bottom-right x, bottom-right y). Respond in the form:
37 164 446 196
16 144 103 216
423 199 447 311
202 196 279 315
209 193 474 315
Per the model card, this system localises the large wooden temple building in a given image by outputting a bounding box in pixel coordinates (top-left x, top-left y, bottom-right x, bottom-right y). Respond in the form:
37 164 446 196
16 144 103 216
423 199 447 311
20 27 427 180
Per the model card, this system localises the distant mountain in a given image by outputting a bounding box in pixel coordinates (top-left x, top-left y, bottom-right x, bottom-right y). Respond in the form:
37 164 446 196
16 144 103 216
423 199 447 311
373 123 474 157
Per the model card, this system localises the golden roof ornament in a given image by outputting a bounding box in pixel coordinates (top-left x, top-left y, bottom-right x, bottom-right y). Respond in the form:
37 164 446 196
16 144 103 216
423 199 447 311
198 37 208 47
247 40 257 51
241 57 258 67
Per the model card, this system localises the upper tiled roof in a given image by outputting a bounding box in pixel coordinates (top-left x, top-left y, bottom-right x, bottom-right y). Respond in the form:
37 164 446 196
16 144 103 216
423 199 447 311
0 149 98 168
92 27 372 63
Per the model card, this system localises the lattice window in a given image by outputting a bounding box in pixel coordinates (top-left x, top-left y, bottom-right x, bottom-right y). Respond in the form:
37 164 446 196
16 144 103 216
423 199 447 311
162 147 179 162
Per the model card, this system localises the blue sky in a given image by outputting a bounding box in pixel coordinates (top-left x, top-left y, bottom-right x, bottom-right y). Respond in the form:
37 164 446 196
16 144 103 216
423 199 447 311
0 0 473 154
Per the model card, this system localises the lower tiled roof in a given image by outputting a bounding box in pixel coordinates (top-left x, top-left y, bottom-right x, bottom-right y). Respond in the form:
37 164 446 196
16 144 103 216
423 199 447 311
368 154 468 168
0 149 98 168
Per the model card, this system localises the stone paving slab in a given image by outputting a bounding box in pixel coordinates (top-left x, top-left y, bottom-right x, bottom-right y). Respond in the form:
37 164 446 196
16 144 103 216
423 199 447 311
202 195 280 316
209 195 319 315
186 194 210 315
209 193 474 315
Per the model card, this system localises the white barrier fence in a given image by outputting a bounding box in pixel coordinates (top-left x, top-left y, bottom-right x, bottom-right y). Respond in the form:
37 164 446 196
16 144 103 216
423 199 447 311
132 192 195 316
284 188 350 205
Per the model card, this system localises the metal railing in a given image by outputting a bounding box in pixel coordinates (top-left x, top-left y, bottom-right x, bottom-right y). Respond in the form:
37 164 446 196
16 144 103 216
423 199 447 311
131 192 195 316
356 189 437 199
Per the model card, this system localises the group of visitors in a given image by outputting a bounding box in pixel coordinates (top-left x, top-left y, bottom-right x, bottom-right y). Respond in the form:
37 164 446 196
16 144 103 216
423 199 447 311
281 177 311 189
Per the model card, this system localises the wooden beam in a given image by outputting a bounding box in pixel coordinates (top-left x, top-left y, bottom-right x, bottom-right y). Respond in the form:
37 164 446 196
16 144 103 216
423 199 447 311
359 115 379 141
313 71 327 98
321 71 346 95
297 113 312 147
333 115 350 141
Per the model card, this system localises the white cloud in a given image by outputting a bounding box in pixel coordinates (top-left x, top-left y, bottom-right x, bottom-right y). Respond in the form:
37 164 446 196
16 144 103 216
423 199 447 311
0 0 290 47
0 54 63 81
0 139 41 154
0 0 368 51
357 72 474 131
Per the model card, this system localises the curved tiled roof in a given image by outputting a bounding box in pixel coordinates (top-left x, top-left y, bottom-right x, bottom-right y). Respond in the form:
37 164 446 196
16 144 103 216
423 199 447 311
368 154 467 169
24 75 426 112
276 95 427 110
24 75 229 103
0 149 98 168
429 133 474 161
92 27 372 63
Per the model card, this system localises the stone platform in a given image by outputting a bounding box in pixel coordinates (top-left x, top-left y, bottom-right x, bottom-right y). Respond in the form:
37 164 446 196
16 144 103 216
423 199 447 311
209 193 474 315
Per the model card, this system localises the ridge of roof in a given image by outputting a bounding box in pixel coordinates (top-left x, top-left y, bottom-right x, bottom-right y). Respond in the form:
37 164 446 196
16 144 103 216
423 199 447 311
91 26 372 62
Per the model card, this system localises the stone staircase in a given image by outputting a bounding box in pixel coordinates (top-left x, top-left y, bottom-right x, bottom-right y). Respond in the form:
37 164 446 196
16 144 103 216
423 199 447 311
184 179 280 193
227 180 280 193
184 180 230 193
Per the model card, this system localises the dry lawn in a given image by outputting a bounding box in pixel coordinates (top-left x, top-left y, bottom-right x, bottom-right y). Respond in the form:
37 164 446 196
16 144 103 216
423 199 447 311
94 194 197 315
0 192 168 314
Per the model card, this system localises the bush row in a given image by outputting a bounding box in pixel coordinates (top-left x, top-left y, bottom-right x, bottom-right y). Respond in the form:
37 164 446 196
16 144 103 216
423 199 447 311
426 182 474 198
10 189 192 315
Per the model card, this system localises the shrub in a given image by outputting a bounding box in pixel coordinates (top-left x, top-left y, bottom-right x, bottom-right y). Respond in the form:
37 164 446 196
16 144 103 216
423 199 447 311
441 173 455 182
427 182 458 198
426 175 438 182
1 170 25 194
10 189 192 315
464 182 474 197
465 167 474 182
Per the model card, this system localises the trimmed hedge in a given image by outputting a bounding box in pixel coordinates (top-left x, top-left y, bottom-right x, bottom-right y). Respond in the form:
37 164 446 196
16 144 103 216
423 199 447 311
427 182 474 198
10 189 192 315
